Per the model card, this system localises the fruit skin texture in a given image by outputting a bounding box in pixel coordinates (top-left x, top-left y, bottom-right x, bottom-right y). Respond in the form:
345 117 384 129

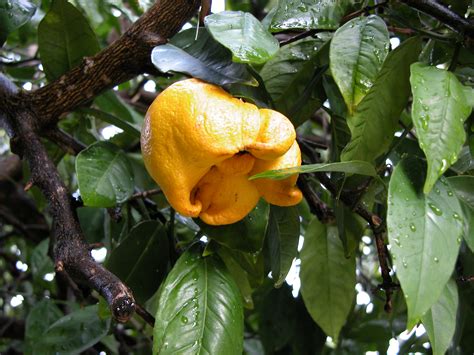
141 78 302 225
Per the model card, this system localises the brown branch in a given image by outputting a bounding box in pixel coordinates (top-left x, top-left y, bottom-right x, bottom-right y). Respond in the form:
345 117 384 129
0 0 202 323
0 316 25 340
400 0 474 38
135 303 156 327
21 0 201 128
297 174 334 223
43 128 86 155
298 138 398 311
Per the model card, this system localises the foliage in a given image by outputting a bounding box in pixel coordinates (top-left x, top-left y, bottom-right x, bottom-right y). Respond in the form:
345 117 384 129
1 0 474 354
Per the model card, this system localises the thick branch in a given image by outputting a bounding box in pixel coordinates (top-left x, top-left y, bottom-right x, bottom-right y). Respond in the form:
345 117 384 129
0 0 202 323
24 0 201 127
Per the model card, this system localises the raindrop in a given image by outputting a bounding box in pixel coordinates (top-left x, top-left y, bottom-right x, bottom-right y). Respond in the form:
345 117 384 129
447 190 453 197
393 238 400 246
439 159 448 173
457 237 462 244
435 188 440 194
428 203 442 216
433 257 439 263
181 316 189 324
453 212 462 221
409 223 416 232
402 259 408 268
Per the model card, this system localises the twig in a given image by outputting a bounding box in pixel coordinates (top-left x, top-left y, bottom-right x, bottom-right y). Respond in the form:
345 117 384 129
341 1 389 24
43 128 87 155
400 0 474 38
297 174 334 223
129 188 162 200
459 275 474 282
135 303 156 327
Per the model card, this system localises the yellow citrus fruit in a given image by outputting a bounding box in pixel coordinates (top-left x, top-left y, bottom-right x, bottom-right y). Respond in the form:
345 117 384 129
141 78 302 225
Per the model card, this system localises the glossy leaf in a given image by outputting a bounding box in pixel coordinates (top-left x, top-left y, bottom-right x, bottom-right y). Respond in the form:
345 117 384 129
199 200 269 252
260 38 328 126
265 205 300 287
410 63 473 193
387 157 464 326
152 28 255 86
76 141 134 207
107 221 169 303
205 11 279 65
341 37 421 162
30 239 54 282
448 176 474 251
0 0 36 46
34 305 110 354
300 218 356 342
270 0 353 32
38 0 100 81
153 247 244 355
330 15 389 114
250 160 377 180
422 279 459 355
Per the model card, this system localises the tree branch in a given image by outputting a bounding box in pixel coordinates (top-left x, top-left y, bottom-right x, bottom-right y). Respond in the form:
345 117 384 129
400 0 474 38
0 0 201 323
22 0 201 128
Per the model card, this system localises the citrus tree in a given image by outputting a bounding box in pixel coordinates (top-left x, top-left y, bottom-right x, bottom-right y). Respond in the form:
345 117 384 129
1 0 474 353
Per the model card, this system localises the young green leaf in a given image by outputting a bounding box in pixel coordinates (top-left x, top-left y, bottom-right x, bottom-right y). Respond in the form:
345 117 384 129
38 0 100 81
106 221 169 303
76 141 134 207
422 279 459 355
0 0 36 46
330 15 389 114
300 218 356 343
205 11 279 65
153 247 244 355
341 37 422 162
265 205 300 287
152 28 255 86
249 160 377 180
387 157 463 327
410 63 473 193
269 0 353 32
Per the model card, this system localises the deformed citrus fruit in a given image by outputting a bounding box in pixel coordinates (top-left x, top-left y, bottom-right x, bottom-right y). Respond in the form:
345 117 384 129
141 78 302 225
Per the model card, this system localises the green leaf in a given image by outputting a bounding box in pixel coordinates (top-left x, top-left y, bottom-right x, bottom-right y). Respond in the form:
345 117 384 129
153 247 244 355
260 38 328 126
25 299 63 351
32 305 110 354
198 200 269 252
341 37 422 162
447 176 474 252
107 221 169 303
269 0 353 32
421 279 459 355
0 0 36 46
152 28 255 86
265 205 300 287
250 160 377 180
76 141 134 207
258 285 298 352
205 11 279 65
38 0 100 81
218 246 255 309
330 15 389 114
387 157 464 326
30 239 54 282
410 63 473 193
79 107 141 138
300 218 356 342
